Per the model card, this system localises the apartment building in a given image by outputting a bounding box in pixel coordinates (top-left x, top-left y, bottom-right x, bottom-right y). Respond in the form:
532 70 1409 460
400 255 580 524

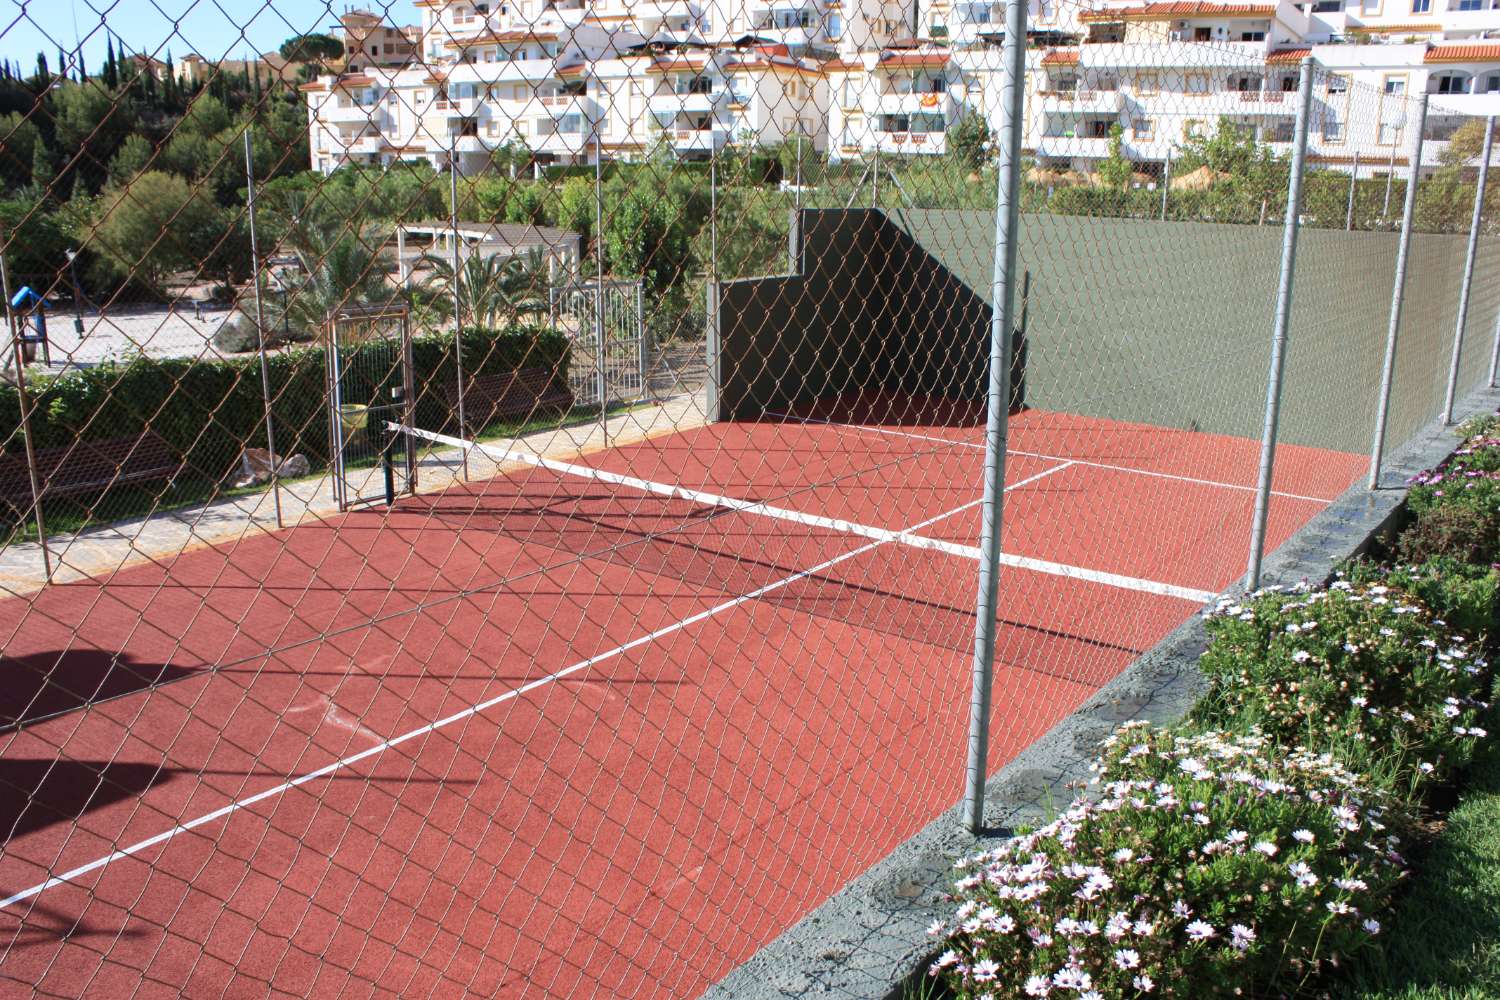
337 8 422 72
305 0 833 173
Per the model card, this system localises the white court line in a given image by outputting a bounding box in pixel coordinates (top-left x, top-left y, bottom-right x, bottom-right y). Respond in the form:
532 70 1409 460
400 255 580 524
766 411 1338 505
0 496 988 911
403 426 1213 603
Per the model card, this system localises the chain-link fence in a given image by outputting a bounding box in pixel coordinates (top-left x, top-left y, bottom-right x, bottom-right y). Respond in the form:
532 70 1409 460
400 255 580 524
0 0 1497 995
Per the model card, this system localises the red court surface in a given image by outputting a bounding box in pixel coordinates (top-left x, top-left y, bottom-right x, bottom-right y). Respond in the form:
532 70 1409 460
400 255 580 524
0 404 1367 999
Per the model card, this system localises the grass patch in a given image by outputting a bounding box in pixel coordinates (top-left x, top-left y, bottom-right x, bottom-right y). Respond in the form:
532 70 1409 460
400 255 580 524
1339 734 1500 999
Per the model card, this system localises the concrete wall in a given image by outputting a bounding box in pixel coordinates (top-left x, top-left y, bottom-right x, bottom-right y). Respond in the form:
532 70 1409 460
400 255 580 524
887 207 1500 453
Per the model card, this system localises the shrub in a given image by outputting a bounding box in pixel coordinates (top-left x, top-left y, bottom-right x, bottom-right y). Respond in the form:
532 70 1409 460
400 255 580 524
930 725 1406 999
1195 583 1489 794
1342 557 1500 645
1456 410 1500 442
1394 504 1500 565
1407 438 1500 518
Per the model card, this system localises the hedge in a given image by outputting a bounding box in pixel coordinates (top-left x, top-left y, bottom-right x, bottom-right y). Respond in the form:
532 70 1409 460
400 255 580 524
0 324 570 487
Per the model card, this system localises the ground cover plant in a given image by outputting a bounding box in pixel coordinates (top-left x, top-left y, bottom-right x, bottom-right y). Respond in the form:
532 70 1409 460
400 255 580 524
929 725 1406 999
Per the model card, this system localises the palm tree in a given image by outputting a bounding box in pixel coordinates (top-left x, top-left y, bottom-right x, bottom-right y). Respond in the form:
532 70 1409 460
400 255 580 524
279 222 394 335
419 246 548 329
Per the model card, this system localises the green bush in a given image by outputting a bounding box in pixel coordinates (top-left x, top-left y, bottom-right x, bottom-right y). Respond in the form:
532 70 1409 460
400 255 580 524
0 325 568 498
931 725 1405 999
1342 558 1500 645
1394 505 1500 566
1454 410 1500 442
1195 583 1490 795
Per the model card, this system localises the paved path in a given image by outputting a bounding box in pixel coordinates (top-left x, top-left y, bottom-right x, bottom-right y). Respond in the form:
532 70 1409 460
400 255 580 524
0 389 710 597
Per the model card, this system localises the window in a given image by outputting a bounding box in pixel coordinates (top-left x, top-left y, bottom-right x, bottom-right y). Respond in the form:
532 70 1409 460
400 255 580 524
1184 118 1204 139
1435 73 1471 94
1312 0 1340 10
1241 30 1266 40
1185 73 1209 94
1378 120 1401 144
1323 116 1344 142
1280 74 1299 92
1133 117 1154 139
1194 26 1212 40
1328 74 1348 95
1460 0 1482 9
1412 0 1431 11
1135 72 1159 95
1384 75 1406 95
1482 73 1500 93
827 13 843 37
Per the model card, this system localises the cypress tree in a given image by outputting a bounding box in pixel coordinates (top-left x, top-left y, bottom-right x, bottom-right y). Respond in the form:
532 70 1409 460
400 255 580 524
34 52 48 84
56 46 66 81
30 142 53 192
103 37 117 89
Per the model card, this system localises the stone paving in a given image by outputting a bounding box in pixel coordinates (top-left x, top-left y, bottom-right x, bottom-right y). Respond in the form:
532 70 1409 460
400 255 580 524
0 388 710 598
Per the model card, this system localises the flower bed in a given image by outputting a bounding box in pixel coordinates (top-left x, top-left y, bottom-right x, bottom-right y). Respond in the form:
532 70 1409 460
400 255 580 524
926 414 1500 999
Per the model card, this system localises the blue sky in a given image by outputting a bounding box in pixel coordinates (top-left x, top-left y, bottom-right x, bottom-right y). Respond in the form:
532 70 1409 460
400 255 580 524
1 0 422 69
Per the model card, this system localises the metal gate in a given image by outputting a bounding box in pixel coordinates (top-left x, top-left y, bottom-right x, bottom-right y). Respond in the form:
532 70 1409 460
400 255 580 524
326 304 416 511
549 278 646 408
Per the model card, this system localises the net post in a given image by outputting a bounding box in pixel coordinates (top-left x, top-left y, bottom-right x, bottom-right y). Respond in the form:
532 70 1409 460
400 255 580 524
1160 150 1171 221
962 0 1026 836
1346 149 1359 231
1443 115 1493 426
244 128 284 529
448 138 469 480
1369 93 1430 489
705 278 720 423
0 238 51 583
1247 56 1316 593
593 112 607 444
1384 139 1397 217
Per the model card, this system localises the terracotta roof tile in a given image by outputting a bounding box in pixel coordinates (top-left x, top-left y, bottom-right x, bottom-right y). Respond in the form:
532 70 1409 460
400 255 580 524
1080 2 1275 20
1265 46 1312 63
1426 43 1500 63
1040 47 1081 65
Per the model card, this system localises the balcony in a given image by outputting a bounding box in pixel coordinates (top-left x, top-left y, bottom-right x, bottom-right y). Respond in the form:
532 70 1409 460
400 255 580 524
1231 90 1297 115
1034 89 1124 114
335 134 385 155
876 91 957 117
325 102 385 125
1077 40 1268 68
872 130 947 155
431 97 482 118
538 94 601 118
1425 91 1500 117
670 127 733 152
649 90 722 115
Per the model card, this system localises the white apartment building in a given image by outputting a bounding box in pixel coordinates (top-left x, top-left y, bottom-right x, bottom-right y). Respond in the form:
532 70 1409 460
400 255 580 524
305 0 831 173
826 0 1500 177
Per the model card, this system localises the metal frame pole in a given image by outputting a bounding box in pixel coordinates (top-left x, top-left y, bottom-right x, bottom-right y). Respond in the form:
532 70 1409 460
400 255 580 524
1346 149 1359 231
1246 58 1317 592
1160 150 1172 221
962 0 1026 835
0 242 52 582
593 114 607 443
243 130 284 529
1384 137 1397 218
448 139 469 479
1370 94 1429 489
1443 115 1494 425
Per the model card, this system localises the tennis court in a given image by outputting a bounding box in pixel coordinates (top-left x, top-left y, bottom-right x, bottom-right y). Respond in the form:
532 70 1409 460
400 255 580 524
0 396 1365 998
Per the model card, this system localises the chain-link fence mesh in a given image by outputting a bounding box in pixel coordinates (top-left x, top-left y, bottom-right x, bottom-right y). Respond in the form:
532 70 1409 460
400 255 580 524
0 0 1498 995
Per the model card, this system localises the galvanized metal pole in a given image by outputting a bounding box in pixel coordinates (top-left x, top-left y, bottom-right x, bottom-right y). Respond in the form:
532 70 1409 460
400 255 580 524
448 139 469 479
791 130 803 272
243 129 284 528
1246 58 1317 592
962 0 1026 836
0 242 51 582
1370 94 1430 489
1443 115 1493 425
1160 150 1172 221
593 119 607 444
1346 150 1359 231
872 145 881 206
1384 138 1397 218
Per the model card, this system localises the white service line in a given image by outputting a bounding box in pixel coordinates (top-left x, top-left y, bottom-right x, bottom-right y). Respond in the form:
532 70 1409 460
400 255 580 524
403 426 1212 602
0 495 988 912
766 411 1338 505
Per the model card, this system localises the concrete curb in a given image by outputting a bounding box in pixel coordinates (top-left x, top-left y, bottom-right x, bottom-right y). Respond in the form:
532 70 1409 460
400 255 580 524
702 385 1500 1000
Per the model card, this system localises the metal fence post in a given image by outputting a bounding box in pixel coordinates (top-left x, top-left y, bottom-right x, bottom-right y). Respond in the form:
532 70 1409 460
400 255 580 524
1246 57 1316 592
1160 150 1172 221
962 0 1026 836
593 120 607 443
243 129 284 529
1443 115 1494 425
0 241 51 582
1369 94 1430 489
448 140 469 479
1384 138 1397 218
1346 149 1359 231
